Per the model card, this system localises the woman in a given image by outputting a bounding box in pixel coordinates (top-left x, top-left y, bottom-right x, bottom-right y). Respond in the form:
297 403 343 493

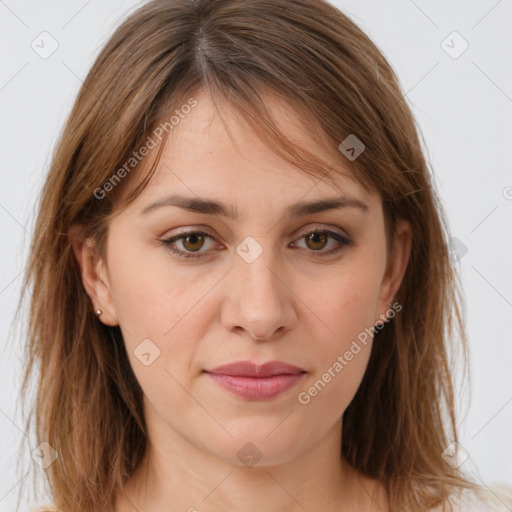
14 0 512 510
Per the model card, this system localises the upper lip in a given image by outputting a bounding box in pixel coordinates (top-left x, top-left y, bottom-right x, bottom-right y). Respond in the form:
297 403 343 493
206 360 306 377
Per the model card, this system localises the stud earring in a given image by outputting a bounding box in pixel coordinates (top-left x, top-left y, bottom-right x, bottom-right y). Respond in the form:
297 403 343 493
95 309 102 317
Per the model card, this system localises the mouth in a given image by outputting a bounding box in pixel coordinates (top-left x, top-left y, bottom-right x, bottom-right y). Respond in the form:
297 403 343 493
204 360 307 400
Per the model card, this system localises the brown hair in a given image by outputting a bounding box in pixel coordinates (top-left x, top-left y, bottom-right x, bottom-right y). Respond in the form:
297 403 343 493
13 0 485 510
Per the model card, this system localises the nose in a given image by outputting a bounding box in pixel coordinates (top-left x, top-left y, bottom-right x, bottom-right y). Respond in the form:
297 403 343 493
220 244 298 342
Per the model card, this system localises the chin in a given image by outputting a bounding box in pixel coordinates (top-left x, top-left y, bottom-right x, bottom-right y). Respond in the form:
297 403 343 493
199 425 308 468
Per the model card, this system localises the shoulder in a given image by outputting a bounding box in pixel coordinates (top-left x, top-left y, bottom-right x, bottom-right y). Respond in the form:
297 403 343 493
433 484 512 512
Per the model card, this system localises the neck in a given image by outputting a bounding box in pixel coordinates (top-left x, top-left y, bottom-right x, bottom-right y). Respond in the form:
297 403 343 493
115 413 385 512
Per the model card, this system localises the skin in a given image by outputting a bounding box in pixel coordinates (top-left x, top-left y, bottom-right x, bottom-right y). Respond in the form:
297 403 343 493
72 89 412 511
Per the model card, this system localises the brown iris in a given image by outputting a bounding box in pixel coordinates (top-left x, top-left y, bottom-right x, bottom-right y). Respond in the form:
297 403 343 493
182 233 206 252
305 232 328 251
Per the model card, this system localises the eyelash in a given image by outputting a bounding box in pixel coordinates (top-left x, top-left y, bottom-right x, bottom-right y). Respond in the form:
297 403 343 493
160 228 354 259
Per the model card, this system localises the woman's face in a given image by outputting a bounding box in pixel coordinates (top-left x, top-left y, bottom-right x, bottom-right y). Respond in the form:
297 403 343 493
82 90 411 467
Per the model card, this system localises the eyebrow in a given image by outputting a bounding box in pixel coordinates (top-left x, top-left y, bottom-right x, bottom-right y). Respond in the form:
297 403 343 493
140 193 369 218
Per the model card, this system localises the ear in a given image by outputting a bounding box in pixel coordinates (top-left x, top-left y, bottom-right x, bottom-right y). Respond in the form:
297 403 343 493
375 218 412 324
69 225 119 327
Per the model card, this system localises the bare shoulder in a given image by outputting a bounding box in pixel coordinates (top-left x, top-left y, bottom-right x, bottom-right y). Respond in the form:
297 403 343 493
431 484 512 512
359 478 512 512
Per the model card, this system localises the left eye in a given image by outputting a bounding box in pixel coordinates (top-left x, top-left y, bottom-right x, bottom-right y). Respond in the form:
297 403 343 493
291 229 353 256
160 229 353 259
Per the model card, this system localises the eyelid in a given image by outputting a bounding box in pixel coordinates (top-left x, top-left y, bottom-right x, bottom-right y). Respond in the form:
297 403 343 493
163 223 349 242
293 223 350 239
160 223 354 259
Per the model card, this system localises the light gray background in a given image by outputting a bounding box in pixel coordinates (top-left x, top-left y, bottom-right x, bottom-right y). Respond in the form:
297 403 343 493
1 0 511 509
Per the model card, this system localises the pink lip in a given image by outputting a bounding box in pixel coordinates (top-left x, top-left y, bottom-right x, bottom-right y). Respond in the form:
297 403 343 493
205 360 306 400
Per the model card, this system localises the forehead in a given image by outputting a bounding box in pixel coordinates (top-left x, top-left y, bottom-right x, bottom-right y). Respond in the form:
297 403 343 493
123 89 378 213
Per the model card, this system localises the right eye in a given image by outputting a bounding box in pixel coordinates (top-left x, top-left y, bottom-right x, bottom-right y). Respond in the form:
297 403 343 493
160 230 218 259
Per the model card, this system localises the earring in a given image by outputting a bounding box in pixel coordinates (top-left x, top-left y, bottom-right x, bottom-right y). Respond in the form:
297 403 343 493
95 309 102 317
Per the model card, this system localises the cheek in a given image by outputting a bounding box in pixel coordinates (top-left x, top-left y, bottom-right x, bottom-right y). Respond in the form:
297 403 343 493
106 239 221 385
308 257 384 348
296 279 376 416
297 253 384 403
107 239 210 339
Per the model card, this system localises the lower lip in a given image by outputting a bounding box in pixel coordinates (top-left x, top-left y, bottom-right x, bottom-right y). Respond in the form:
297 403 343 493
205 372 306 400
